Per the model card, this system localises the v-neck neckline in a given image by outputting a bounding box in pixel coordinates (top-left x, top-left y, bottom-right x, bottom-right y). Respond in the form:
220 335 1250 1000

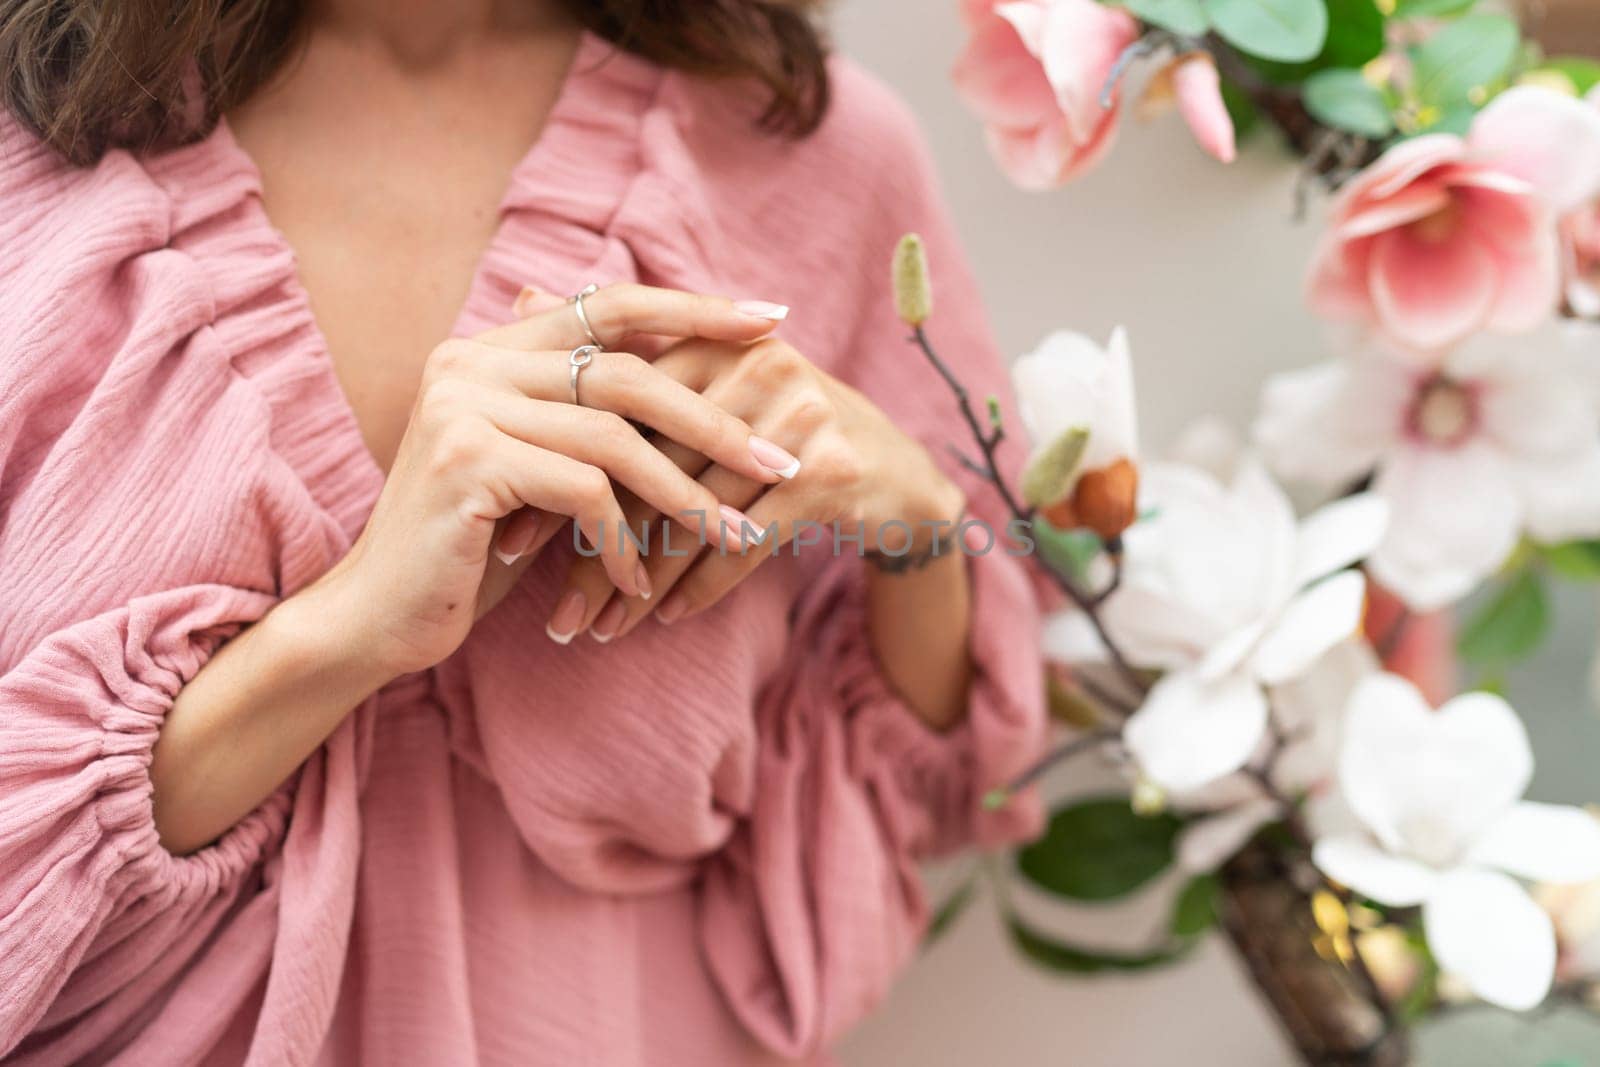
211 28 623 484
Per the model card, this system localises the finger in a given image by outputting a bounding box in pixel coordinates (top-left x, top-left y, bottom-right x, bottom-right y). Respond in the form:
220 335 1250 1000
651 478 812 628
481 394 737 536
599 459 769 641
484 435 645 602
492 506 558 566
478 282 789 352
470 345 802 485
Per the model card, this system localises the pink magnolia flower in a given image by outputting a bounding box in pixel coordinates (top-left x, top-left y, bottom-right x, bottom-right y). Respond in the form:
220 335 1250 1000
952 0 1139 190
1140 52 1237 164
1307 87 1600 351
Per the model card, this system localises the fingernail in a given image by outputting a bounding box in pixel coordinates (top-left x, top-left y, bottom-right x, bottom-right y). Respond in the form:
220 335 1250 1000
748 435 801 480
733 300 789 321
634 561 653 600
718 505 756 551
655 590 688 626
546 589 586 645
493 513 543 565
590 598 628 643
513 285 543 317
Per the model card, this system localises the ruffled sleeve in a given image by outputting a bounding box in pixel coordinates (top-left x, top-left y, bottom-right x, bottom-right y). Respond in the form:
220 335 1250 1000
0 116 376 1064
697 61 1049 1057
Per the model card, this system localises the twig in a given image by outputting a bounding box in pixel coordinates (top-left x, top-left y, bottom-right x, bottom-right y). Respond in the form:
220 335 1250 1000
995 729 1120 799
1099 34 1165 109
908 326 1149 695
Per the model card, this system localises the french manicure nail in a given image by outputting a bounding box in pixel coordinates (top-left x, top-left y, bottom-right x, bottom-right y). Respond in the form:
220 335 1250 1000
718 504 756 551
590 598 628 643
546 589 586 645
634 561 653 600
655 591 688 626
493 512 543 565
733 299 789 321
748 435 801 480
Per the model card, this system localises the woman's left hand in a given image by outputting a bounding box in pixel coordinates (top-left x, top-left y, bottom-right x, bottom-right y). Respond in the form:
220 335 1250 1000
546 333 967 643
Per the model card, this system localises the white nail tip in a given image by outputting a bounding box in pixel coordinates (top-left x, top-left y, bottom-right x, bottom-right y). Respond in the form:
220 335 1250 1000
545 625 575 645
773 458 801 480
494 548 523 567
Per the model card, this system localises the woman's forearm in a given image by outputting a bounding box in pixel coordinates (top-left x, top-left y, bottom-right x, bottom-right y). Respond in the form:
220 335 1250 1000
864 518 974 733
149 575 397 855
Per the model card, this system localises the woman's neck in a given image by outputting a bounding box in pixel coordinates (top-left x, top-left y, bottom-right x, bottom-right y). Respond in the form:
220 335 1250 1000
308 0 567 65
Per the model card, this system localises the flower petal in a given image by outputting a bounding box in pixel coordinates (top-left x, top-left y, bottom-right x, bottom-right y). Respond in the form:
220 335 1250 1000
1466 802 1600 884
1424 868 1556 1011
1368 441 1522 611
1369 225 1496 350
1313 835 1438 906
1469 85 1600 213
1293 493 1390 588
1171 52 1236 164
1339 676 1533 857
1255 358 1406 489
1253 571 1368 686
1125 669 1269 792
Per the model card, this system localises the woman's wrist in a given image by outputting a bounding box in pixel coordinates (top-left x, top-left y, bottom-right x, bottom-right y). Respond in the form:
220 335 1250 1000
864 439 968 556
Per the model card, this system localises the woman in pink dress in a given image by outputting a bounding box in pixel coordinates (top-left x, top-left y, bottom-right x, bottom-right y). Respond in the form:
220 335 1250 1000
0 1 1046 1063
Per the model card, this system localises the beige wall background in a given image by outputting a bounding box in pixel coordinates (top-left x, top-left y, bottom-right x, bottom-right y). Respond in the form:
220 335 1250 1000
829 2 1600 1064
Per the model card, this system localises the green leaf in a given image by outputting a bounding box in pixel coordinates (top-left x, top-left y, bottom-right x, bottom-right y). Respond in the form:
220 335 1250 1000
1243 0 1385 84
1202 0 1329 63
924 875 979 946
1120 0 1210 36
1021 427 1089 508
1034 522 1104 582
1006 914 1194 974
1457 569 1551 665
1411 13 1520 109
1171 874 1220 938
1016 795 1183 902
1320 0 1387 69
1544 540 1600 580
1304 68 1395 136
1392 0 1477 17
1537 56 1600 96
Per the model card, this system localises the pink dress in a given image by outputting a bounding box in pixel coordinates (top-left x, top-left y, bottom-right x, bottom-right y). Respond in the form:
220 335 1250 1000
0 34 1046 1066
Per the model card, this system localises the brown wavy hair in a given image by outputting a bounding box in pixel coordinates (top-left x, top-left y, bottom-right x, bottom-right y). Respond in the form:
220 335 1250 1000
0 0 831 166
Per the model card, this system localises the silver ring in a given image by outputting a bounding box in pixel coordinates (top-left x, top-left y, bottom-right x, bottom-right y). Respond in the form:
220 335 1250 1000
571 283 604 349
569 344 599 406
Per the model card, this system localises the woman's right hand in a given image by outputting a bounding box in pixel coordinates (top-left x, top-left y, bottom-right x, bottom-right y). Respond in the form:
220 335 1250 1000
316 284 802 678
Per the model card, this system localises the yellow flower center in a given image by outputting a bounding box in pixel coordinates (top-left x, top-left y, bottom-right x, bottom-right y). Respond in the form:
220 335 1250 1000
1409 376 1477 445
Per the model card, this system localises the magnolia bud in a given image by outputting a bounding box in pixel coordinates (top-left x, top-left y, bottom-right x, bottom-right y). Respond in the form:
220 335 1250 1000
892 233 933 327
1131 776 1167 817
1040 458 1140 541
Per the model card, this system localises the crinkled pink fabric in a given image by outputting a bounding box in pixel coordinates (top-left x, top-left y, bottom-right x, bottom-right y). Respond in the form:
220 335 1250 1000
0 35 1047 1066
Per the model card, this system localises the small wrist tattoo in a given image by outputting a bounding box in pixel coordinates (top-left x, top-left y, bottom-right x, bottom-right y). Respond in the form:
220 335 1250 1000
863 517 965 575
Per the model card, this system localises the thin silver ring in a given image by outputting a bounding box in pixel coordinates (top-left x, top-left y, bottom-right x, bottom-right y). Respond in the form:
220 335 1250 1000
569 344 600 406
571 283 605 349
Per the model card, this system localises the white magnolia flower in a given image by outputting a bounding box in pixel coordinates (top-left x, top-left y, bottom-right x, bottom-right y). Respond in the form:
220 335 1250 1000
1012 325 1138 476
1256 322 1600 610
1176 640 1378 873
1314 673 1600 1011
1045 460 1388 792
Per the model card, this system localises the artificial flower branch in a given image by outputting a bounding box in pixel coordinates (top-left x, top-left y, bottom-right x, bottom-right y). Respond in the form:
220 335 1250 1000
895 235 1147 693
